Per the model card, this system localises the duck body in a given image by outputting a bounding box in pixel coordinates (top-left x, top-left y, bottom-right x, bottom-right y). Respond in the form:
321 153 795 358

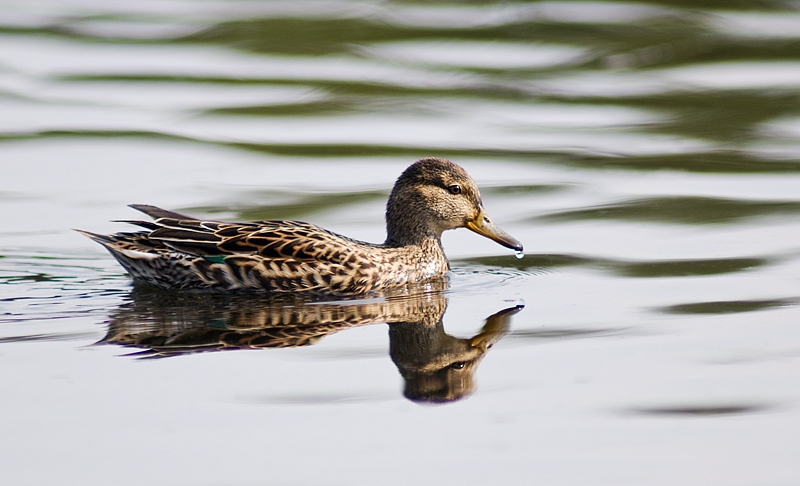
80 213 449 293
79 158 522 294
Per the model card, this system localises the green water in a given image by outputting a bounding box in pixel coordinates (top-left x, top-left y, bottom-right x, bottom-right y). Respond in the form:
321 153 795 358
1 1 800 484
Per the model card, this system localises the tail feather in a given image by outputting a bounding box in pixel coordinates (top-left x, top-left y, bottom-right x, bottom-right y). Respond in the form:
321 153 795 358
74 229 116 246
129 204 194 221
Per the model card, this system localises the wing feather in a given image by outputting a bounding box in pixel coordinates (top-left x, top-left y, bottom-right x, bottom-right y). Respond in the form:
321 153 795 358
129 204 193 220
84 206 385 293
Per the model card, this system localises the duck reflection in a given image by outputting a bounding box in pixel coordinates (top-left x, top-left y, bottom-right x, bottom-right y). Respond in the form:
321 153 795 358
101 286 522 403
389 305 520 403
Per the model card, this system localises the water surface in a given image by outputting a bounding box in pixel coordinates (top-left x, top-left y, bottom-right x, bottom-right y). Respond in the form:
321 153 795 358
2 1 800 485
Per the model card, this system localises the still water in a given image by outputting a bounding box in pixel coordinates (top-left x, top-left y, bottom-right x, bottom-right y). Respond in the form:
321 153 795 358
2 0 800 484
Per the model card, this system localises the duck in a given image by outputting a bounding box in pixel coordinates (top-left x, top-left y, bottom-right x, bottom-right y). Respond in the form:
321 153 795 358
78 157 523 294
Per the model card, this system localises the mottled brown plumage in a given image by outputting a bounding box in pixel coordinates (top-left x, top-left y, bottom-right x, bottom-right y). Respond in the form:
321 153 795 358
78 158 522 294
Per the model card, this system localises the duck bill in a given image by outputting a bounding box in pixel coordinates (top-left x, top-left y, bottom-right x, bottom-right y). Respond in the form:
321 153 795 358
466 210 523 252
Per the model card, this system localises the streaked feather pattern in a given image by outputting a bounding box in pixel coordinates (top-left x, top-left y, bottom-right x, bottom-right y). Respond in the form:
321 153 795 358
79 211 443 293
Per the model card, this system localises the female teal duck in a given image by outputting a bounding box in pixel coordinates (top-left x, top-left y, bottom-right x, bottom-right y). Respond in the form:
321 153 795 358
79 157 522 294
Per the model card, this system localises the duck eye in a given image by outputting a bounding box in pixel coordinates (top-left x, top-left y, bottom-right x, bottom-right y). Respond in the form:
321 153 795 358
447 184 462 195
449 361 466 370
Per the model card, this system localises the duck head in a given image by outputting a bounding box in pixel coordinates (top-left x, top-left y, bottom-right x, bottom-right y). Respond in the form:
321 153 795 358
385 157 522 252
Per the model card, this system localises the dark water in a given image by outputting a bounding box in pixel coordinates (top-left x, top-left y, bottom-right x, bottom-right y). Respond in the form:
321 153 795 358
2 1 800 484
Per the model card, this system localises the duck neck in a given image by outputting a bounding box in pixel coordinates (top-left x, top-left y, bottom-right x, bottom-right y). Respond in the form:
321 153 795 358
384 187 445 248
383 209 450 280
384 212 443 249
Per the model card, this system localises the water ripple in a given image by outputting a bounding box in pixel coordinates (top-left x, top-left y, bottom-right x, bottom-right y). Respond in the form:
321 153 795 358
658 298 799 315
456 254 775 278
536 196 800 225
628 403 775 416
